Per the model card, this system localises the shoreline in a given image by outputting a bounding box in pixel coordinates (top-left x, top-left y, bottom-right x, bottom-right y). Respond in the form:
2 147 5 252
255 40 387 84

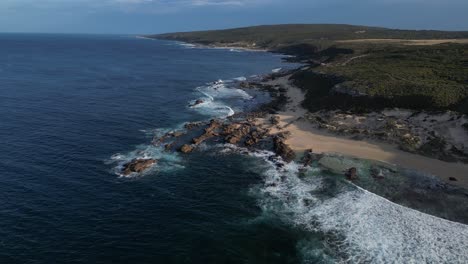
131 38 468 188
256 74 468 188
139 36 269 52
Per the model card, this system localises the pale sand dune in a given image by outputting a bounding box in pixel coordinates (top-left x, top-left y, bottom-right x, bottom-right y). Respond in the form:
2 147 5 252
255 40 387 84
336 38 468 45
258 76 468 188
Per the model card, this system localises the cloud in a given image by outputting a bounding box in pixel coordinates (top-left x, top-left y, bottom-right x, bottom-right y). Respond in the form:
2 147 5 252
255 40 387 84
0 0 265 9
2 0 464 16
190 0 252 6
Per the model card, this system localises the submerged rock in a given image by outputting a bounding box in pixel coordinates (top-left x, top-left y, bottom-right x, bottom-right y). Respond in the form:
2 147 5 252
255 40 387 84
164 142 175 151
122 159 157 176
171 131 185 138
370 166 385 179
190 99 204 107
302 149 322 166
345 167 358 180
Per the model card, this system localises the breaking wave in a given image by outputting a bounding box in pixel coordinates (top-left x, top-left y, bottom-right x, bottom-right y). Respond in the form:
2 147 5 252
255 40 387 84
215 144 468 263
107 128 185 177
190 77 253 118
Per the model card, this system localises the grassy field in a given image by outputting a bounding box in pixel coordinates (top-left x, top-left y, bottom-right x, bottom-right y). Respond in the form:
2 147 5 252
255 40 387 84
150 24 468 114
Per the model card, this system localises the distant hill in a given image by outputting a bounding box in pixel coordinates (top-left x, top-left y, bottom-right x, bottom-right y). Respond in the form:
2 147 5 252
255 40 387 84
149 24 468 49
148 24 468 114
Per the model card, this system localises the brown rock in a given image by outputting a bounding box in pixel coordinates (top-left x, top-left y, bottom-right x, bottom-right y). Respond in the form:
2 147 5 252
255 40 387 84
273 136 296 163
171 131 185 138
122 159 157 176
223 123 241 135
184 122 202 130
205 119 222 134
345 167 358 180
193 132 216 145
222 122 251 145
180 144 194 153
226 135 241 144
270 115 280 125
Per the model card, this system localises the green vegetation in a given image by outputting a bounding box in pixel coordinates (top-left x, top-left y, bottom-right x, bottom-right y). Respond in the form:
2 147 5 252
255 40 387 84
150 24 468 49
293 44 468 113
150 24 468 114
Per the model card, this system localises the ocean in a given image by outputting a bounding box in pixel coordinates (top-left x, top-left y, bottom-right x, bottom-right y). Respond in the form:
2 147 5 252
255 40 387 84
0 34 467 264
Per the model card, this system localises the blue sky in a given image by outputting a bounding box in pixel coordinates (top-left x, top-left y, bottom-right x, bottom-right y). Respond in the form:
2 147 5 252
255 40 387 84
0 0 467 34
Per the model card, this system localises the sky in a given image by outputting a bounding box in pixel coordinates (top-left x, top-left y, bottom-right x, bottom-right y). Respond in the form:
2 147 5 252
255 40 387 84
0 0 467 34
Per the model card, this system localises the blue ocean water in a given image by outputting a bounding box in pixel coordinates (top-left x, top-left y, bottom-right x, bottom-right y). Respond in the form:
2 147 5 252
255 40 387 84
1 34 467 264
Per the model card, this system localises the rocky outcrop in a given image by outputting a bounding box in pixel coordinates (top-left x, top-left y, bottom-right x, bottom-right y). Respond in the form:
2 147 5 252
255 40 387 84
305 110 468 163
222 122 251 145
273 136 296 162
192 132 216 145
122 159 157 176
192 119 222 145
180 144 194 153
205 119 222 133
184 121 203 130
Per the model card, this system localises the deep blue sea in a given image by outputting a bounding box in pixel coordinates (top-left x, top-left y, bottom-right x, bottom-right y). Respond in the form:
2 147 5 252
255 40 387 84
0 34 467 264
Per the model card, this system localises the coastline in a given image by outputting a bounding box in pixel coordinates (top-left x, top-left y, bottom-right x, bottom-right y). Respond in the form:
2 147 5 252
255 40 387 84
139 35 269 52
134 38 468 188
256 74 468 188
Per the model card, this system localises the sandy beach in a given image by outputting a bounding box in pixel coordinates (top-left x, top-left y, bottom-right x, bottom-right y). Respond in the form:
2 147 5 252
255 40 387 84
259 75 468 188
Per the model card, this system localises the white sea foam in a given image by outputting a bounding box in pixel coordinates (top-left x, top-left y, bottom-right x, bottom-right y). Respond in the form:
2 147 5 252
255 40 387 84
189 99 235 118
108 128 185 177
262 166 468 263
272 68 282 73
233 76 247 82
197 83 253 100
189 79 254 118
306 186 468 263
216 145 468 263
178 43 197 48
